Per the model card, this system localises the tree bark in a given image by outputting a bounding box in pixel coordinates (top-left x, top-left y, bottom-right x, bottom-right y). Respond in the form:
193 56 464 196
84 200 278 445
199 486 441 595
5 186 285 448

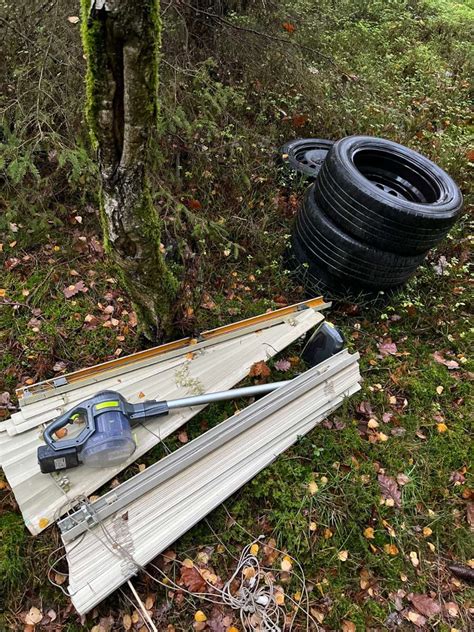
81 0 178 339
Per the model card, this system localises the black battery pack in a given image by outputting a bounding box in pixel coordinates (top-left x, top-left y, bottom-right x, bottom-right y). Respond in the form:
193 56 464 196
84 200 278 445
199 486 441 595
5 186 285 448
37 445 81 473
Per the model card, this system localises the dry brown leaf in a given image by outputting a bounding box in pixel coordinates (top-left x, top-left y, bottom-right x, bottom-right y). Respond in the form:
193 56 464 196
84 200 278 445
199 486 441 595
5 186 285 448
433 351 459 370
180 566 207 593
378 474 402 507
25 608 43 625
249 360 271 378
338 550 349 562
409 593 441 618
122 614 132 630
406 610 427 627
466 502 474 529
341 620 356 632
409 551 420 567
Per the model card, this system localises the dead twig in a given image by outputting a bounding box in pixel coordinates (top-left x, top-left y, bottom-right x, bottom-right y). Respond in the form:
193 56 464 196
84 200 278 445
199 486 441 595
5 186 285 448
182 2 352 79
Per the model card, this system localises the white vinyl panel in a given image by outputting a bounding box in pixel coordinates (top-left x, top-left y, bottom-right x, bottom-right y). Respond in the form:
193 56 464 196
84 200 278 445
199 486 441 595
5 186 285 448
1 310 322 534
5 310 322 435
66 374 360 613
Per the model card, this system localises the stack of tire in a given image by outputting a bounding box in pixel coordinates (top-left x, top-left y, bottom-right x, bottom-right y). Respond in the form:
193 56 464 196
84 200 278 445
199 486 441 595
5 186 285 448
283 136 463 296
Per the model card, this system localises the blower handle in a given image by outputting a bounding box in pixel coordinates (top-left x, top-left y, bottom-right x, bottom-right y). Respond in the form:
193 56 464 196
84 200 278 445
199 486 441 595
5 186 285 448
44 404 94 447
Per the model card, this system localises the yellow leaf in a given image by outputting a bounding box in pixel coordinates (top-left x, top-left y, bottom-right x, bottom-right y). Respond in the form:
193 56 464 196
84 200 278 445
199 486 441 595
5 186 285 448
338 550 349 562
400 572 408 582
293 591 302 601
428 542 436 552
308 480 319 494
194 611 207 622
437 422 448 433
0 289 6 297
274 588 285 605
309 521 317 531
281 555 292 572
384 543 399 556
250 543 259 556
324 528 333 539
123 614 132 630
377 431 389 442
320 475 328 485
409 551 419 567
436 385 444 395
364 527 375 539
368 418 379 429
38 518 49 529
182 558 194 568
422 527 432 537
227 628 240 632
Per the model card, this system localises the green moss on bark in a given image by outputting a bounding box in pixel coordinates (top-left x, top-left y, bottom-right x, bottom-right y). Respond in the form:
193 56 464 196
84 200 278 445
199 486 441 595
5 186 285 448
80 0 178 338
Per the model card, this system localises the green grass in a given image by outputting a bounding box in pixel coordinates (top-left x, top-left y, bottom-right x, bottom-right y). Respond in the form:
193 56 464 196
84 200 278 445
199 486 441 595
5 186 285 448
0 0 473 629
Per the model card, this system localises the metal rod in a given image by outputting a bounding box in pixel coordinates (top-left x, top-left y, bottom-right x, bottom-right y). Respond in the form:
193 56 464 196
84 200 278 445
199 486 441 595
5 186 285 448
166 381 290 411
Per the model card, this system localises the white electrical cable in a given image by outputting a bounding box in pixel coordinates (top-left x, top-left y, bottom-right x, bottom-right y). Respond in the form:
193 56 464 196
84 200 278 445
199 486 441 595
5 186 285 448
127 580 158 632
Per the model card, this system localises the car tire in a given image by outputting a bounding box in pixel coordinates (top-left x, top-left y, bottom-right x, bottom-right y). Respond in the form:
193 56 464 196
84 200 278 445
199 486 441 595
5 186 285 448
314 136 463 255
293 186 425 290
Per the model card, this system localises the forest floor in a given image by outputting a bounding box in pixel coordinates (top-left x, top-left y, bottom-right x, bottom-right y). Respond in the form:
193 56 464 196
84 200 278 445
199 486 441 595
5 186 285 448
0 1 473 631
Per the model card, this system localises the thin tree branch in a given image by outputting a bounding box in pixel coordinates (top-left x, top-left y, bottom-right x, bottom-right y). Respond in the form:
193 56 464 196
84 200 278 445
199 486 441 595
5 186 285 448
182 3 352 78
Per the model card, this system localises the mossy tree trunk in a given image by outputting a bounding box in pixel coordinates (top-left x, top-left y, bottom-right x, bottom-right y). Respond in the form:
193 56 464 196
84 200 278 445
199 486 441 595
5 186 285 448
81 0 178 340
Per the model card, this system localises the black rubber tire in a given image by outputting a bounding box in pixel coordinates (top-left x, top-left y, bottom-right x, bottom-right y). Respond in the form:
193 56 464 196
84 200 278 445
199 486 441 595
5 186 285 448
293 186 425 290
280 138 335 180
314 136 463 255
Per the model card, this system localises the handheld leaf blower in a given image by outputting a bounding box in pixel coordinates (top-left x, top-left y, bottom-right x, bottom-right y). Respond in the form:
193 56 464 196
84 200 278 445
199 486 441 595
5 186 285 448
37 323 344 473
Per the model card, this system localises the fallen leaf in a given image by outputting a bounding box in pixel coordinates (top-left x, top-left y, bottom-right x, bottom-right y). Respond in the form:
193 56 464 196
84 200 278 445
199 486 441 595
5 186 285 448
397 473 410 486
437 422 448 433
384 544 399 555
123 614 132 630
467 502 474 529
249 360 271 378
194 610 207 622
378 474 402 507
445 601 459 617
324 528 333 539
0 289 5 298
25 608 43 625
63 280 88 298
338 550 349 562
274 359 291 372
436 385 444 395
38 518 49 529
368 418 379 429
180 566 207 593
282 22 296 33
275 587 285 605
409 551 420 568
281 555 292 572
433 351 459 370
422 527 433 537
308 480 318 494
309 521 317 531
52 361 67 372
178 430 188 444
341 619 357 632
250 543 259 556
67 15 80 23
378 340 398 357
406 610 427 627
409 593 441 618
364 527 375 539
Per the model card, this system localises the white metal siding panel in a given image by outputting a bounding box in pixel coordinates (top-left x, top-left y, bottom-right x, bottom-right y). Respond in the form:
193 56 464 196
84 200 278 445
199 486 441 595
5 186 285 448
64 353 360 613
0 309 323 534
